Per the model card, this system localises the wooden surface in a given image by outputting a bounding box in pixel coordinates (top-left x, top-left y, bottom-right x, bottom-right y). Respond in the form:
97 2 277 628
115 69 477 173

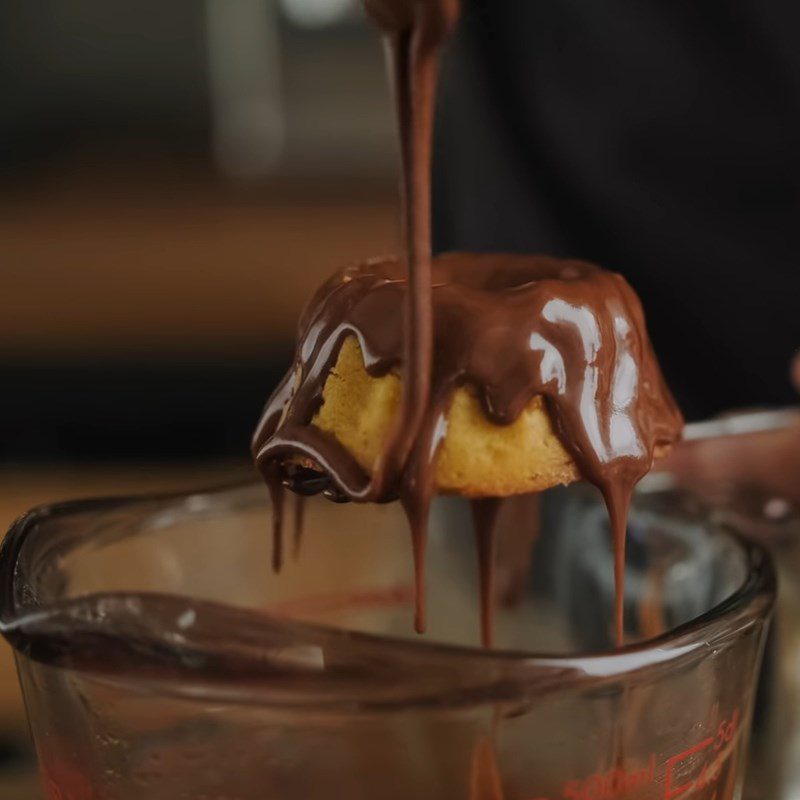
1 176 397 358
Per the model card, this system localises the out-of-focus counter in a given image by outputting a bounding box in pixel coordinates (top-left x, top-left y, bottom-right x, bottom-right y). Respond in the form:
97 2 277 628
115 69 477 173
1 175 397 359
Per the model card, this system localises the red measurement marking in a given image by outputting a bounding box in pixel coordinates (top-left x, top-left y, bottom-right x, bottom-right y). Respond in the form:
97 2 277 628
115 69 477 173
39 751 105 800
559 755 656 800
663 738 714 799
663 710 740 800
522 707 742 800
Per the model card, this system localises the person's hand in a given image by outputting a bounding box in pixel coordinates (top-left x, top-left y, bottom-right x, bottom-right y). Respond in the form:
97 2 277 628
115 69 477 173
659 351 800 508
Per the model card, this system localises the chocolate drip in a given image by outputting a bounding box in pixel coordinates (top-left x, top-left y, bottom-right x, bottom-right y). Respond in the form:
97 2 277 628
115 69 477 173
293 494 306 561
252 0 683 646
264 470 284 574
365 2 451 637
254 0 462 627
470 498 502 649
400 491 429 634
605 485 633 647
469 737 505 800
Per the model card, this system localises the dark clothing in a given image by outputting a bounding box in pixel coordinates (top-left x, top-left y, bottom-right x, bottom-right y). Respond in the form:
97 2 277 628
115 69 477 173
433 0 800 420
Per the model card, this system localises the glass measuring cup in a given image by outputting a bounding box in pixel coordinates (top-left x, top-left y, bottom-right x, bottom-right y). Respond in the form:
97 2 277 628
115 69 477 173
0 481 773 800
653 407 800 800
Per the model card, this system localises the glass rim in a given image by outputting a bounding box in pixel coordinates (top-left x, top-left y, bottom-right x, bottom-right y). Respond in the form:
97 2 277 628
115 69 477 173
0 481 776 712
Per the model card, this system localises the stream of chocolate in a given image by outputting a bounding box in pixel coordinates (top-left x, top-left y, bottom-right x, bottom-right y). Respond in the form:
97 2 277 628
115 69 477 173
252 1 683 648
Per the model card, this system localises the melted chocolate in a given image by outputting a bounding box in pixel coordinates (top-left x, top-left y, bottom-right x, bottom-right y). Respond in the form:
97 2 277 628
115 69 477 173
251 0 683 647
253 254 683 643
293 494 306 561
470 497 502 649
266 476 284 574
469 737 505 800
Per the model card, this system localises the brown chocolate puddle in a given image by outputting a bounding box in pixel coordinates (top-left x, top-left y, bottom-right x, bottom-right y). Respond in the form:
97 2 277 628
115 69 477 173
251 1 682 648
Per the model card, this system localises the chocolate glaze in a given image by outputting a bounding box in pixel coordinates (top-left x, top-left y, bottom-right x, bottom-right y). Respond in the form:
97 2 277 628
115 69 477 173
252 253 683 643
251 0 683 647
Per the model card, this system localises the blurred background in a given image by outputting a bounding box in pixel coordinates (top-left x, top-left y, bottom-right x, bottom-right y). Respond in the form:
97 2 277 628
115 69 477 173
2 1 799 797
2 0 399 469
1 2 398 794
